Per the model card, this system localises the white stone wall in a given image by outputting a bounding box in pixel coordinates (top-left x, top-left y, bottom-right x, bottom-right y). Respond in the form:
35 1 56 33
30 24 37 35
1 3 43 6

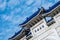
53 12 60 37
29 12 60 40
20 12 60 40
30 19 48 37
31 28 60 40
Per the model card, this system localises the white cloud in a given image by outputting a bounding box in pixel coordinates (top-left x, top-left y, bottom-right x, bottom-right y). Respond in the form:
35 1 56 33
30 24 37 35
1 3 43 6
0 0 4 4
42 3 53 9
25 0 34 5
31 0 41 7
2 13 25 25
0 1 6 11
41 0 60 9
2 15 10 21
1 0 60 40
1 7 23 24
10 15 23 24
7 0 20 9
31 7 38 13
10 8 21 15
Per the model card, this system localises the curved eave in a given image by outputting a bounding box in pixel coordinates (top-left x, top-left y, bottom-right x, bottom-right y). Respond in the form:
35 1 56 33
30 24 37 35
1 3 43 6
19 1 60 27
45 1 60 13
9 28 30 40
9 28 23 39
42 1 60 17
19 8 41 26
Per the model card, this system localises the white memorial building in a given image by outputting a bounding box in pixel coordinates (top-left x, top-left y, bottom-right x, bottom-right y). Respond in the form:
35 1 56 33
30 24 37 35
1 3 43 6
9 1 60 40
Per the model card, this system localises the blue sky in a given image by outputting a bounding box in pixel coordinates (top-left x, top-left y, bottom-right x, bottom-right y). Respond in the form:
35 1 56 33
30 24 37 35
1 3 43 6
0 0 60 40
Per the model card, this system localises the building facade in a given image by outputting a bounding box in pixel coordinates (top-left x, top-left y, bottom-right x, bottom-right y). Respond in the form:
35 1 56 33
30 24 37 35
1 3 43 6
9 1 60 40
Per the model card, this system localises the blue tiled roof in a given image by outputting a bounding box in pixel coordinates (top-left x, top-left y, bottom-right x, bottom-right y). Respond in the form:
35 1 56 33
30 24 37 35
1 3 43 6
9 28 23 39
9 1 60 39
9 28 30 39
20 1 60 25
19 8 41 25
45 1 60 13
